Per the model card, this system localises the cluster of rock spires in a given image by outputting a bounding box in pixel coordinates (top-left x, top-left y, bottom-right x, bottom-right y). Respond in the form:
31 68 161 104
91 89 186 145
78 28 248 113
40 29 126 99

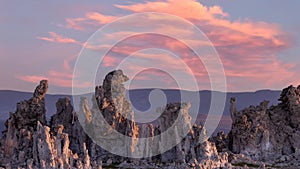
0 70 300 169
224 85 300 168
210 85 300 168
0 80 94 169
78 70 229 169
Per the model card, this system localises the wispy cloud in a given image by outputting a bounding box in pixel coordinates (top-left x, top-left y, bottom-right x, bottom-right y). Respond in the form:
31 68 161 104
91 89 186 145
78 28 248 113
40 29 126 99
65 12 118 30
17 56 92 88
115 0 228 20
37 32 81 45
18 74 92 88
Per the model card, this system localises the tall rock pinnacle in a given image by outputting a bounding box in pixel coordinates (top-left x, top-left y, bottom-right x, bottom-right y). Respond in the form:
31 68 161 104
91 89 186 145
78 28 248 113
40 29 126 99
0 80 49 166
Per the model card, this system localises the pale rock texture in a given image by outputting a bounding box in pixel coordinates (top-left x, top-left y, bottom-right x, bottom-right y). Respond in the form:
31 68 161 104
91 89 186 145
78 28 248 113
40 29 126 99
82 70 230 168
0 80 48 166
0 80 99 169
226 85 300 168
50 97 89 157
82 70 140 164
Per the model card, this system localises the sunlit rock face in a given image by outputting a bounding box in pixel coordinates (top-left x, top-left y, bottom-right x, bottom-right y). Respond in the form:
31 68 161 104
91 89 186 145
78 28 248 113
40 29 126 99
228 85 300 167
50 97 90 159
88 70 139 162
89 70 230 168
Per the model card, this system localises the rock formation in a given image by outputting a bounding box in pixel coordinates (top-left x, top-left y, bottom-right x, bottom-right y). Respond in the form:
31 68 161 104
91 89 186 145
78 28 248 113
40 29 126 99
81 70 230 168
223 85 300 168
81 70 140 163
49 97 91 160
0 80 100 169
9 70 300 168
0 80 48 166
50 97 73 134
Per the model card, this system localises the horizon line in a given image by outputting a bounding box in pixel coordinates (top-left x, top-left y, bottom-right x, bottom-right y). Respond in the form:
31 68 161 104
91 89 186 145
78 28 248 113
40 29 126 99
0 87 282 96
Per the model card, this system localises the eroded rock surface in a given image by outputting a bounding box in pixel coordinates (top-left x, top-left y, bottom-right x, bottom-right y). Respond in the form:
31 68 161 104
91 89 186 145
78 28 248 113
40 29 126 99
0 80 99 169
226 85 300 168
0 80 48 166
84 70 230 168
50 97 73 134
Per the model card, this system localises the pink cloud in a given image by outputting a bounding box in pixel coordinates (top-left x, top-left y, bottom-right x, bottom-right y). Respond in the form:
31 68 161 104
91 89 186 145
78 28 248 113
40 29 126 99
63 59 72 72
99 34 210 89
110 0 295 91
17 73 92 88
65 12 118 30
42 0 296 91
48 70 73 79
17 56 92 88
115 0 290 49
102 55 122 67
127 68 181 89
18 75 48 83
115 0 228 20
37 32 81 45
95 29 293 91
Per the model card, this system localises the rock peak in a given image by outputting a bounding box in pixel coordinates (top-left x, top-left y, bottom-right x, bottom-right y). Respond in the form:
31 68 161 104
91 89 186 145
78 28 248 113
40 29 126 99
279 85 300 109
33 79 48 101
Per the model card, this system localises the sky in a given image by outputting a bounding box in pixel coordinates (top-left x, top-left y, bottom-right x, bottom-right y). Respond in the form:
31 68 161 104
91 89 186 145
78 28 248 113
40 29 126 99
0 0 300 94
